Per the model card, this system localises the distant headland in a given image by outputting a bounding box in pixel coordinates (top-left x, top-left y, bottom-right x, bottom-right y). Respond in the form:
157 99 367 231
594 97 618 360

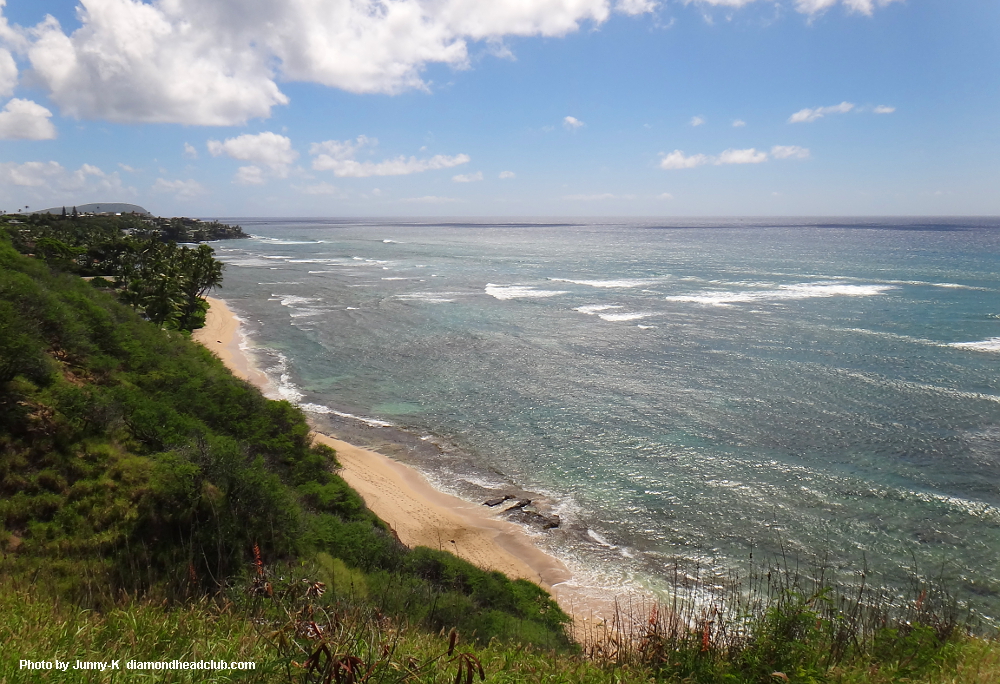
32 202 151 216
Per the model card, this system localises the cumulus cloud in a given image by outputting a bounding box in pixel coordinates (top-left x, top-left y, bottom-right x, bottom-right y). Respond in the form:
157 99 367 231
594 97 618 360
659 150 711 169
0 161 127 202
183 143 198 159
563 115 584 130
690 115 705 127
452 171 483 182
771 145 810 159
0 98 57 140
153 177 206 200
12 0 610 125
658 192 674 200
732 119 746 127
0 160 63 187
0 47 16 97
234 165 265 185
789 101 854 123
499 170 516 179
207 132 298 176
717 147 767 164
661 146 796 169
874 105 896 114
310 135 469 178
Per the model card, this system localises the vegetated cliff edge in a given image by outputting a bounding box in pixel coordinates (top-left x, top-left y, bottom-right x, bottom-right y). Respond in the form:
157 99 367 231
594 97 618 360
0 218 572 652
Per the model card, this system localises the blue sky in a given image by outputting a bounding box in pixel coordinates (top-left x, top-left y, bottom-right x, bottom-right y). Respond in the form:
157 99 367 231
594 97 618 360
0 0 996 217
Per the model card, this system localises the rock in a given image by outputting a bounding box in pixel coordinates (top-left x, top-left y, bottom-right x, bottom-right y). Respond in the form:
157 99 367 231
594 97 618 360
503 498 531 511
504 509 561 531
483 495 515 507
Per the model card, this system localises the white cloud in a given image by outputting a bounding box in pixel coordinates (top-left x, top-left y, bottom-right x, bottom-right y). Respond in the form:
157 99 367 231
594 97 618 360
690 115 705 127
660 150 711 169
0 47 16 97
452 171 483 183
691 0 759 8
695 0 903 15
771 145 810 159
183 143 198 159
310 135 469 178
0 160 63 187
0 161 127 202
499 171 516 179
118 163 136 172
794 0 904 15
732 119 746 128
717 147 767 164
874 105 896 114
661 147 769 169
789 101 854 123
563 115 584 130
0 98 56 140
234 165 265 185
153 178 206 200
563 193 636 200
658 192 674 200
207 132 298 176
16 0 611 125
616 0 658 14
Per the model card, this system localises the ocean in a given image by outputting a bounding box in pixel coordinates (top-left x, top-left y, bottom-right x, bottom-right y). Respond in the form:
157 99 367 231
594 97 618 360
210 217 1000 621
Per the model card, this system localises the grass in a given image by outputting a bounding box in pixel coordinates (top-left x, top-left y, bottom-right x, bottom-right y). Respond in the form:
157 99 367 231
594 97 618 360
6 550 1000 684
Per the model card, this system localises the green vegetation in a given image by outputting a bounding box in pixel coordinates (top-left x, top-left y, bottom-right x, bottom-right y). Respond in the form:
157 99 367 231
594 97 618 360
7 211 243 331
0 216 997 682
0 223 569 646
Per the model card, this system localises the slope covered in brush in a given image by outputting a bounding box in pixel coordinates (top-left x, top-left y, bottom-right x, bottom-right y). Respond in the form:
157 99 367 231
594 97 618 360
0 227 570 648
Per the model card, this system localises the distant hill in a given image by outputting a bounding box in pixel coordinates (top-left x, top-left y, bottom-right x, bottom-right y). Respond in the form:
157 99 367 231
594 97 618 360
35 202 150 215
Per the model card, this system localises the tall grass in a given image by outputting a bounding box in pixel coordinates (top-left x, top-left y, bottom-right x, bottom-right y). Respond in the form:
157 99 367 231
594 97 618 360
2 555 999 684
571 553 993 683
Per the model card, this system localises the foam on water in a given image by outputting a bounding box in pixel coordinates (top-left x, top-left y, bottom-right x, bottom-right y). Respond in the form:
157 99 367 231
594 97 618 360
485 284 570 300
597 312 655 322
551 277 664 288
288 308 329 318
270 294 321 308
394 292 461 303
666 282 898 306
575 304 623 315
949 337 1000 352
252 236 325 245
300 403 395 427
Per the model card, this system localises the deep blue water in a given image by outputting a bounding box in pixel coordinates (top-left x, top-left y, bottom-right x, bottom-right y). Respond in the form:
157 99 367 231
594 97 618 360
210 217 1000 619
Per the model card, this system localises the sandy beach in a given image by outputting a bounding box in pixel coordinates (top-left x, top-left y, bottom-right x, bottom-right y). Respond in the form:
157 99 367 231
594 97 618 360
193 296 574 593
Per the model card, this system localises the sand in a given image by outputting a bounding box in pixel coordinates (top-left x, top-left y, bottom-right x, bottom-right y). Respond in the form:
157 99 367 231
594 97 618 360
193 296 573 592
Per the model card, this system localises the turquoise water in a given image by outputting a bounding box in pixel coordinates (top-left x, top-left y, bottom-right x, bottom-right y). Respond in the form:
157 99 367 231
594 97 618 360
212 217 1000 619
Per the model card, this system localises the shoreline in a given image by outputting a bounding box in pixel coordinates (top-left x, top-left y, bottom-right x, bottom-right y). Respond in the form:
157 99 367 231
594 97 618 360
192 296 578 596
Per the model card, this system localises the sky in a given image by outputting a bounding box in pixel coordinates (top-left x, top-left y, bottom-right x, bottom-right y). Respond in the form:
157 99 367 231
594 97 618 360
0 0 996 217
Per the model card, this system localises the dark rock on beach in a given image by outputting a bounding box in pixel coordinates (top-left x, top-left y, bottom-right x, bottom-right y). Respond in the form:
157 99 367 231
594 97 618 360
483 495 515 507
504 508 561 531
